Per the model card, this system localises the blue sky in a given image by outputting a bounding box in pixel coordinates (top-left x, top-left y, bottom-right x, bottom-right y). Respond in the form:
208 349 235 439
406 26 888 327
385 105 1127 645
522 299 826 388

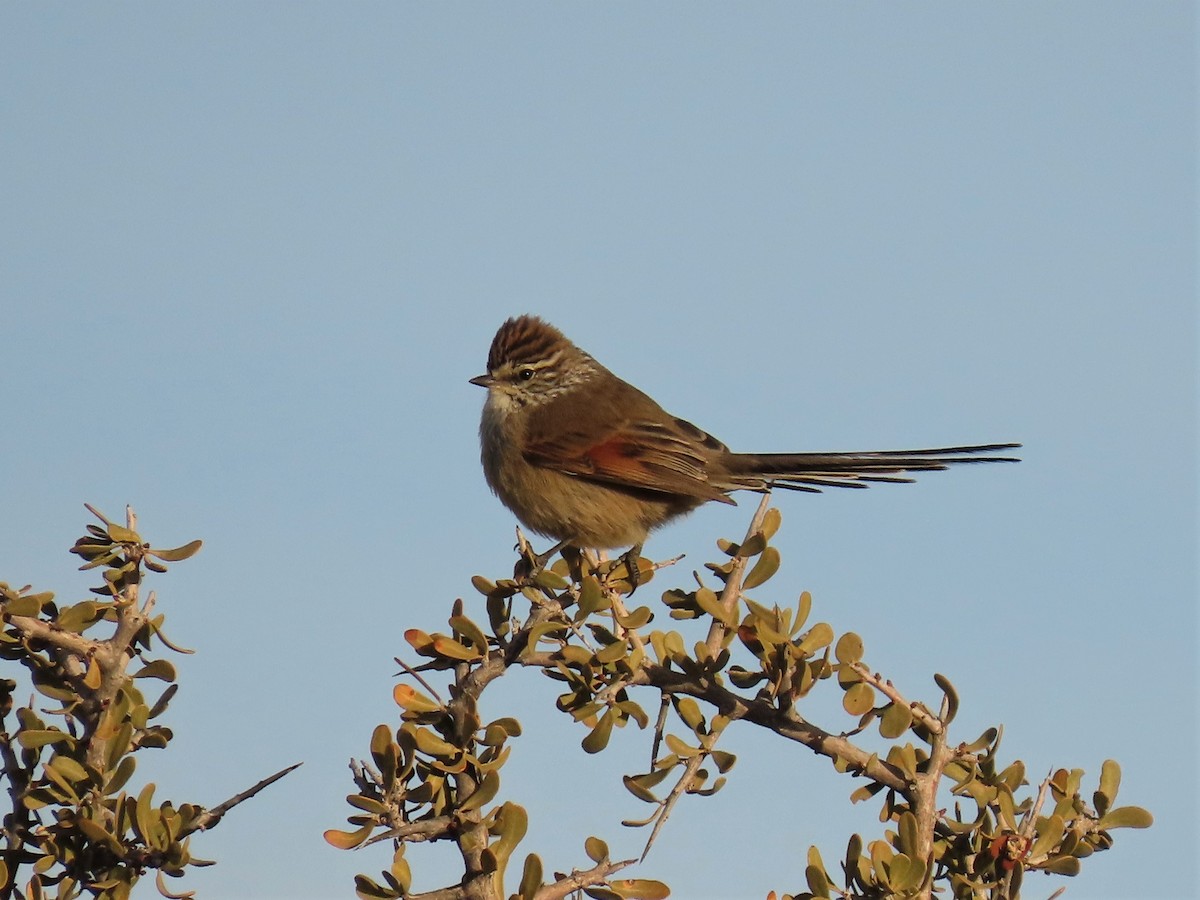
1 5 1195 898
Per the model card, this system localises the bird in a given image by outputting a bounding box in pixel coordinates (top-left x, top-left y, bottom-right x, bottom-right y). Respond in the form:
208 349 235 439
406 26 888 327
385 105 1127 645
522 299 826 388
470 315 1018 582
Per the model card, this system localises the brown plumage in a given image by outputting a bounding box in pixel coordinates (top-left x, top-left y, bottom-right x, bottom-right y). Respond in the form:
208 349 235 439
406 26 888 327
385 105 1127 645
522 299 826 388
472 315 1019 551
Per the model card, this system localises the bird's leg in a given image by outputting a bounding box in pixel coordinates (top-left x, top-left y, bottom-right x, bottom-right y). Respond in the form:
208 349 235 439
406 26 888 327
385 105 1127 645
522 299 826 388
513 533 569 583
559 544 585 583
620 543 645 593
535 539 569 570
593 545 645 594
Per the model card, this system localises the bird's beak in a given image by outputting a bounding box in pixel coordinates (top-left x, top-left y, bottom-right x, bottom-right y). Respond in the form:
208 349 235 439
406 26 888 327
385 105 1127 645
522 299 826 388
469 374 494 388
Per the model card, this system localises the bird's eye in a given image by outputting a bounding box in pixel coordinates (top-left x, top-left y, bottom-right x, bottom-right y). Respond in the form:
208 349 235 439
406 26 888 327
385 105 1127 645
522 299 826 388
517 367 536 381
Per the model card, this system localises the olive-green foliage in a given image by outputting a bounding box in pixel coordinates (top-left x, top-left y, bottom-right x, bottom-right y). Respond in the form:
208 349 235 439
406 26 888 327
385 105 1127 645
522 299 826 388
331 502 1151 900
0 506 293 900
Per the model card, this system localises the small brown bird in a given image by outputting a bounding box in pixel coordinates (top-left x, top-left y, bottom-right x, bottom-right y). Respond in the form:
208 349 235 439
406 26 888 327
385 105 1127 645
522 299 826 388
471 315 1018 572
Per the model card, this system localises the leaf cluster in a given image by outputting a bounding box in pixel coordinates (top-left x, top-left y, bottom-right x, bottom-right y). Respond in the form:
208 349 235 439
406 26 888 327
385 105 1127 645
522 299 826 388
331 501 1150 900
0 505 293 900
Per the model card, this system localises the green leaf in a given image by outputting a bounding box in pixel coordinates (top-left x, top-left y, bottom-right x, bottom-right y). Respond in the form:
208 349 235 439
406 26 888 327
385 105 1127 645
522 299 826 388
595 638 630 665
353 874 399 898
1030 814 1066 858
623 769 670 802
842 682 875 715
1097 806 1153 829
488 717 522 738
346 794 389 815
693 587 735 626
728 666 764 688
609 879 670 899
449 614 489 653
404 629 435 655
370 724 398 788
133 659 177 681
107 524 140 543
584 835 609 863
1043 856 1081 876
888 853 922 891
849 787 888 806
710 750 737 773
794 590 812 630
615 605 653 629
18 729 72 750
844 833 863 876
76 817 124 852
797 622 834 654
518 853 544 899
582 710 614 754
835 631 864 664
412 727 461 760
389 848 412 894
147 683 179 720
879 702 913 739
431 635 482 661
532 568 568 590
489 802 528 865
736 533 767 558
1097 758 1120 809
46 755 90 785
393 684 443 714
934 673 959 724
805 864 831 898
55 601 103 634
675 698 705 732
4 593 45 618
761 506 782 539
105 756 137 794
963 727 998 753
896 811 920 857
460 770 500 812
575 575 607 616
132 782 157 845
663 733 698 758
147 539 202 562
742 546 780 589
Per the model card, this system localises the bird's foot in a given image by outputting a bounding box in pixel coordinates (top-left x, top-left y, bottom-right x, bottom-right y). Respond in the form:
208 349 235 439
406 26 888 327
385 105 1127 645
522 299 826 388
513 533 569 584
595 544 647 595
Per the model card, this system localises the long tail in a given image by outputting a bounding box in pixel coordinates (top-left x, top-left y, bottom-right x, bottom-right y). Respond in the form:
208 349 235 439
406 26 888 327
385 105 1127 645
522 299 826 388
720 443 1022 493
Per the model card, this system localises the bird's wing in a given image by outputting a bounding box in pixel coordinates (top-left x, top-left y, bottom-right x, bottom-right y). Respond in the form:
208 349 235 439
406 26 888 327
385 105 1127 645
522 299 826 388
522 417 736 504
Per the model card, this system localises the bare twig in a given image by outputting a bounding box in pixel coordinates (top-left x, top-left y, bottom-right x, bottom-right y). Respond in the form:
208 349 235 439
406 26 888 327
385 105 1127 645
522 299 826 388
1020 771 1055 841
362 815 456 849
641 716 729 861
705 492 773 657
182 762 302 835
650 695 670 767
395 656 446 705
849 662 944 738
638 667 909 794
531 857 639 900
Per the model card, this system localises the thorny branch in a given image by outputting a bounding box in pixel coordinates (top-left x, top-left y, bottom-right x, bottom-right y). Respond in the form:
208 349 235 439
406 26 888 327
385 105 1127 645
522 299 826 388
0 504 297 897
337 501 1150 900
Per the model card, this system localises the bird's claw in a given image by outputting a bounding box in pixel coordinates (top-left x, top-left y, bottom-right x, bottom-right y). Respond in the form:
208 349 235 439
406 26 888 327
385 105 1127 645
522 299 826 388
596 545 646 595
513 537 570 585
621 546 643 593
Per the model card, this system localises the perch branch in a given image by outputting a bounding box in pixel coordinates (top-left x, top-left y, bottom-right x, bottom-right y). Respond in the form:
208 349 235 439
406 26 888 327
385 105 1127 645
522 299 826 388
181 762 302 835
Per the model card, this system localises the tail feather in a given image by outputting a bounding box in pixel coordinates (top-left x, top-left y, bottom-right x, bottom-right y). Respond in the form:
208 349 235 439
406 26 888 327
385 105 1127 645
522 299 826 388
720 443 1021 493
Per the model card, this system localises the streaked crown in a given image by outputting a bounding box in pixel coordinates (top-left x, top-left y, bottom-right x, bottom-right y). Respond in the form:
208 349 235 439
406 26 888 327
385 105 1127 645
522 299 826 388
477 315 599 402
486 315 574 372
